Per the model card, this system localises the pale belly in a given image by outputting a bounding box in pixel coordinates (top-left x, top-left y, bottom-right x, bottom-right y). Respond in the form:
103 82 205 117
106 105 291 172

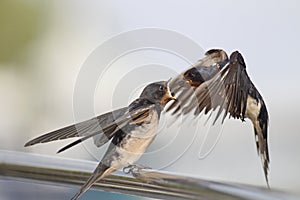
111 110 159 168
115 135 156 166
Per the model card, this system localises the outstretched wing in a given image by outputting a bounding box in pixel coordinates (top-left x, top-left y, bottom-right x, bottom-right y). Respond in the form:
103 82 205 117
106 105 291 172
182 51 264 123
167 49 228 114
191 52 251 122
168 50 255 122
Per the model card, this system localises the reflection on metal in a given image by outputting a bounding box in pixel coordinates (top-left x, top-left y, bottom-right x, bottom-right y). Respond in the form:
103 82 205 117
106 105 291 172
0 150 297 200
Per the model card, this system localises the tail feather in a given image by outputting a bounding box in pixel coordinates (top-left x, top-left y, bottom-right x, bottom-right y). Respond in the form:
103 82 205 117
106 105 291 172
253 120 270 188
71 163 114 200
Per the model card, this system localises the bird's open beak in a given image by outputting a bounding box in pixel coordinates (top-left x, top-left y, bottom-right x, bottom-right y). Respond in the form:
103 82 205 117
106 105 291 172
167 93 176 101
167 78 176 100
161 90 176 107
161 80 176 106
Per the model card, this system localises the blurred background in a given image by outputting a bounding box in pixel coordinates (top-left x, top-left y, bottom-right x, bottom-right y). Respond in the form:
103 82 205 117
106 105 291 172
1 0 300 199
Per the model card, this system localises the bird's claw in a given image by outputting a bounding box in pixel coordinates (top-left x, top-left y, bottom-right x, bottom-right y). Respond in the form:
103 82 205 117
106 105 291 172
123 164 152 174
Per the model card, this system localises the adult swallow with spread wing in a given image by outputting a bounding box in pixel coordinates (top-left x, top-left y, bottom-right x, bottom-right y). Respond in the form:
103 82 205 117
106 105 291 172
167 50 270 187
25 81 175 200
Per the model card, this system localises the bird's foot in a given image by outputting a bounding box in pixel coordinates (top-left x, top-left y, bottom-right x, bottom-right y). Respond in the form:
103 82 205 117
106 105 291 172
123 164 152 174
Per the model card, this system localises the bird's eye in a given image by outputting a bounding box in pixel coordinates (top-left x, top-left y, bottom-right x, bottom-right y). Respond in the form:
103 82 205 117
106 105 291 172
159 85 164 91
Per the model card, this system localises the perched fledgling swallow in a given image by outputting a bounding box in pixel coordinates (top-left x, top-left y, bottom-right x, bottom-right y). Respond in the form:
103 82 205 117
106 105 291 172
167 50 270 187
25 81 175 200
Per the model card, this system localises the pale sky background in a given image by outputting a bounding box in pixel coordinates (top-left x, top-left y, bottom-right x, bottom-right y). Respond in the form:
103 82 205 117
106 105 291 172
1 0 300 198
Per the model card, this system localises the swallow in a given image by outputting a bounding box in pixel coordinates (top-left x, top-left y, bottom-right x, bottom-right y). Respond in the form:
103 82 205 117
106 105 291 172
167 50 270 187
25 81 176 200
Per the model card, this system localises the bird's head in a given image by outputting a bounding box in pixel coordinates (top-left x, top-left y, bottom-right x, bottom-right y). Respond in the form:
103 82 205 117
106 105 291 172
183 67 203 87
140 80 176 107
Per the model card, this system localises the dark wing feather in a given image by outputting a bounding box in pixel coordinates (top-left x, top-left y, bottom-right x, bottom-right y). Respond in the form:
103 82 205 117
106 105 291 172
57 101 155 153
24 107 128 147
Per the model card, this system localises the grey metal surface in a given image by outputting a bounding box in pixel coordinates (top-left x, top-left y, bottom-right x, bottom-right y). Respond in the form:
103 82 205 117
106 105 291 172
0 150 297 200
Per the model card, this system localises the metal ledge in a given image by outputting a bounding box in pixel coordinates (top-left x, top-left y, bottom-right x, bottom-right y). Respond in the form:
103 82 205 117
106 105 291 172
0 150 297 200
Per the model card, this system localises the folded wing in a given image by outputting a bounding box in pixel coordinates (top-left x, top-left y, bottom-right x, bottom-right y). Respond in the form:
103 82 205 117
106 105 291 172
24 107 128 147
56 101 155 153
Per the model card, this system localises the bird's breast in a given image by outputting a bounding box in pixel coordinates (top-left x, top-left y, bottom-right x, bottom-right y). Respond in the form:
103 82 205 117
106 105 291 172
245 95 262 121
115 110 159 166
